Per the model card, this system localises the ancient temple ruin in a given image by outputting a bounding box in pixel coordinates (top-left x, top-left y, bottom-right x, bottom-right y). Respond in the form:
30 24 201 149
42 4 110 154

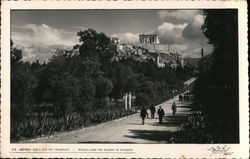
139 34 159 44
111 37 120 45
111 34 184 68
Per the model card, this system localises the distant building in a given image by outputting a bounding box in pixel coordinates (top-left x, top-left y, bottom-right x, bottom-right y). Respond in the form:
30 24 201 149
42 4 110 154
111 37 120 45
139 34 159 44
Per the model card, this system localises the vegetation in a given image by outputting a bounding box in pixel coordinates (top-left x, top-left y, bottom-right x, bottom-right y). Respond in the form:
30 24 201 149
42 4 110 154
168 113 212 143
11 28 194 141
193 10 239 143
165 10 239 144
11 109 135 141
169 112 226 143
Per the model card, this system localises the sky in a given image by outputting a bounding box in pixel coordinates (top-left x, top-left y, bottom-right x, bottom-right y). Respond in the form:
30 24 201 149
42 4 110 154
11 10 213 62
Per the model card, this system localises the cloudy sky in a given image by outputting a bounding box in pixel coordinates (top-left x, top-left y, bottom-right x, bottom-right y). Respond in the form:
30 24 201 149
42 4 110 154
11 10 213 62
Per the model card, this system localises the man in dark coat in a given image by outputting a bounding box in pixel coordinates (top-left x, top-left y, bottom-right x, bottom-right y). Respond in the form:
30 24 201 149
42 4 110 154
150 105 156 119
140 106 148 125
157 106 165 124
172 102 177 115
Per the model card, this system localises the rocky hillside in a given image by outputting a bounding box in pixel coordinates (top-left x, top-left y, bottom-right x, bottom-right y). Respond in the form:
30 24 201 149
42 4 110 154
112 43 184 68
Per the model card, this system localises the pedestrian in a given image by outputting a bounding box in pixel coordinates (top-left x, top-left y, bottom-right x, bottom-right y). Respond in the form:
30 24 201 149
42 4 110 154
140 106 148 125
179 95 183 101
172 102 177 115
150 105 156 119
157 106 165 124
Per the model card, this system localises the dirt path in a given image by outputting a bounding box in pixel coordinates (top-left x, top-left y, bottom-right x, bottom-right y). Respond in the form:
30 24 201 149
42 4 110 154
21 93 193 144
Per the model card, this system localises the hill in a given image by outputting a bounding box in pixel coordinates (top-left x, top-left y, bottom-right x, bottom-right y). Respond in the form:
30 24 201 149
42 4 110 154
113 43 184 68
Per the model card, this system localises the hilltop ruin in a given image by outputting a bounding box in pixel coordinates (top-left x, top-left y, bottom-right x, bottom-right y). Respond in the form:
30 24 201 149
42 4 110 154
111 34 184 68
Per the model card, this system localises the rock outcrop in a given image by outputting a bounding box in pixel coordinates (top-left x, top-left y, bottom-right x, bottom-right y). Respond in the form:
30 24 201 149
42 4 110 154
112 42 184 68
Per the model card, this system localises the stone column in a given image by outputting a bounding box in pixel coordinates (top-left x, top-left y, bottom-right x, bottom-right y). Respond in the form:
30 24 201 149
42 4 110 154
124 93 128 110
157 55 160 67
128 92 132 109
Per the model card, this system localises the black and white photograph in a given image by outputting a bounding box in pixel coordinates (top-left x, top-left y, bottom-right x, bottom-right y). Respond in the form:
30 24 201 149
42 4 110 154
10 8 240 143
1 1 248 158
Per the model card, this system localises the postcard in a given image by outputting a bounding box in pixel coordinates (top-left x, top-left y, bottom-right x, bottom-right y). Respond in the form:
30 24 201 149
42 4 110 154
1 0 248 158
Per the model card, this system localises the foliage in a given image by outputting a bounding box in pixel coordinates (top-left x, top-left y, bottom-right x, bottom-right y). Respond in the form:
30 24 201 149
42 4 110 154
11 42 38 121
11 109 136 141
11 28 194 141
170 113 214 143
169 112 237 143
193 10 239 142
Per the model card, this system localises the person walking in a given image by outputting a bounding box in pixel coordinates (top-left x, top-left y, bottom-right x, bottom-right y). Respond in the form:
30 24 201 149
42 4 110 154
157 106 165 124
172 102 177 115
179 94 183 101
150 105 156 119
140 106 148 125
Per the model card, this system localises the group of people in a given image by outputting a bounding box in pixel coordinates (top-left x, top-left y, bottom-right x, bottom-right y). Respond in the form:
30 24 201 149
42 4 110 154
179 90 190 101
140 102 177 125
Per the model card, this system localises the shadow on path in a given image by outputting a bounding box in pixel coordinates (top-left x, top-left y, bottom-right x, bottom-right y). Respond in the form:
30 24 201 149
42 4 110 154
124 130 176 142
127 123 143 125
177 105 192 108
164 114 188 121
124 114 189 142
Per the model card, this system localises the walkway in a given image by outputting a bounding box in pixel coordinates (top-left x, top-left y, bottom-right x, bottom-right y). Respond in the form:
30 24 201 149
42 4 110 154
21 92 194 144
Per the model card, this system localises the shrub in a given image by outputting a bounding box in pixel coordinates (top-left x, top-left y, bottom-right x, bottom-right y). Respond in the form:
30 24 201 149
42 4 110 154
11 109 136 142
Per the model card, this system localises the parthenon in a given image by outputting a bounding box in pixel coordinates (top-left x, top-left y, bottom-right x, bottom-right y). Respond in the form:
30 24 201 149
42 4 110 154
139 34 159 44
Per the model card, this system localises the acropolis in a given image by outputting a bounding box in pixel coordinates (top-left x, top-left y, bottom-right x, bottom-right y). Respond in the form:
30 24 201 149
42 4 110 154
111 33 184 68
139 34 160 44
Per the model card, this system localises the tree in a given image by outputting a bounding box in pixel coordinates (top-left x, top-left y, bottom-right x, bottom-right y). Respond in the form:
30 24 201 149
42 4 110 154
94 76 113 108
135 80 156 108
77 75 96 112
11 41 37 120
75 29 112 62
49 73 80 116
11 27 194 121
194 10 239 142
11 40 22 65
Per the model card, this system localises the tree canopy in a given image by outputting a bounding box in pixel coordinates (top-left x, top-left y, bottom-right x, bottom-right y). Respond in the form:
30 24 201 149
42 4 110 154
11 28 194 119
194 10 239 143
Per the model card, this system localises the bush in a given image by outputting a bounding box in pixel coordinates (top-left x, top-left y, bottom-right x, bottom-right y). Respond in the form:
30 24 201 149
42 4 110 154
11 109 136 142
170 113 231 143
